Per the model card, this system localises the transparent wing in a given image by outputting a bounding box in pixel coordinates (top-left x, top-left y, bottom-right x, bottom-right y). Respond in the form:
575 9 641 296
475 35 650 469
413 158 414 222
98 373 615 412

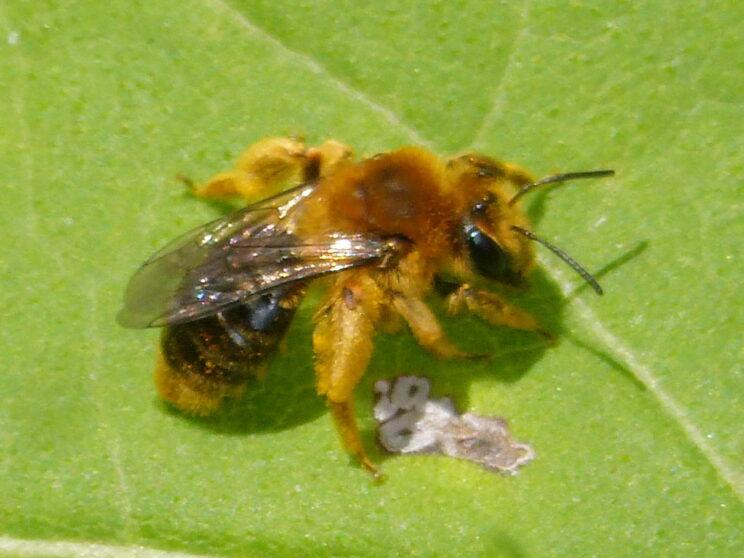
143 182 315 265
118 183 314 328
117 184 396 328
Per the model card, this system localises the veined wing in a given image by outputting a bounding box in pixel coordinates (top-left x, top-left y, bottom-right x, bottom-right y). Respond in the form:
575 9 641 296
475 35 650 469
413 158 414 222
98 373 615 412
118 183 315 328
117 184 401 328
143 182 315 264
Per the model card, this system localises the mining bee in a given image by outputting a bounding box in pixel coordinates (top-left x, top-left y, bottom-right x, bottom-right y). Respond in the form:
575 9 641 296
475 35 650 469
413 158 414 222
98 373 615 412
118 137 613 477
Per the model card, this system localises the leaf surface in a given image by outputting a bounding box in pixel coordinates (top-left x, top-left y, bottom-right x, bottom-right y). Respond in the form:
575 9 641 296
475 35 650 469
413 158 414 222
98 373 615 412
1 1 742 556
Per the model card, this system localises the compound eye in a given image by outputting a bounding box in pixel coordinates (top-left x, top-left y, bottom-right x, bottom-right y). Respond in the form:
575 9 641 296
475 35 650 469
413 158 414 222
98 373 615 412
463 222 520 285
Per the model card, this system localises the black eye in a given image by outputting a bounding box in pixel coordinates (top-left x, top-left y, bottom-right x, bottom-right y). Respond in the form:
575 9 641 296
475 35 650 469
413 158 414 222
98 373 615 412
463 222 521 284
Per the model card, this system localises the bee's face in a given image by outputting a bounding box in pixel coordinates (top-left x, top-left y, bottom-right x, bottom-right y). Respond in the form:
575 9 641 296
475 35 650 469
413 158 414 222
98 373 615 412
447 155 536 287
461 192 535 287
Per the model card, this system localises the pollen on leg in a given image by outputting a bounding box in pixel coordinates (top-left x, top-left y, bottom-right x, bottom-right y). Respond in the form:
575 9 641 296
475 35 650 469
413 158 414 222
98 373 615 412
306 140 354 180
313 275 383 476
192 136 311 202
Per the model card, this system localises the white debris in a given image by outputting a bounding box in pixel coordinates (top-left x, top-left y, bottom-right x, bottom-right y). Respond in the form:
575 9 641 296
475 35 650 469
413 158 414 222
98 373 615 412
374 376 535 474
373 376 430 422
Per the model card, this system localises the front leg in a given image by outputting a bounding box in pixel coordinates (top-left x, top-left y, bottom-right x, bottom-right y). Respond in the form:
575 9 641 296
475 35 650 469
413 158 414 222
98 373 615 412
392 295 481 359
313 275 383 477
446 283 552 340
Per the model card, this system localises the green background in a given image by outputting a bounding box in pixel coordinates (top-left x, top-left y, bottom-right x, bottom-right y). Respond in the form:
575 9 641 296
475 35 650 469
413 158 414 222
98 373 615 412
1 1 742 556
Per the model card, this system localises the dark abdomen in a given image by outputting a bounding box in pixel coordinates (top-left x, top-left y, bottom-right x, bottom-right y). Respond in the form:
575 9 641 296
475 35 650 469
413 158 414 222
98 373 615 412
155 284 305 415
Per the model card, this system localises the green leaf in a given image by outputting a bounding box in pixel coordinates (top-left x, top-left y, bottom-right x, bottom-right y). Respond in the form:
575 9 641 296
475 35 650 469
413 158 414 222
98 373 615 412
1 0 742 556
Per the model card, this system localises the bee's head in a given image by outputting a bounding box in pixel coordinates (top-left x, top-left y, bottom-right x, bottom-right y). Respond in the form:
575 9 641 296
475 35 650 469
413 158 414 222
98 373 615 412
447 154 612 294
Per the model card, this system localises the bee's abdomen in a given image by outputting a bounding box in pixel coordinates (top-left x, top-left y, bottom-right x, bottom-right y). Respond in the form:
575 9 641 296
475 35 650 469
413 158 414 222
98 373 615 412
155 285 305 415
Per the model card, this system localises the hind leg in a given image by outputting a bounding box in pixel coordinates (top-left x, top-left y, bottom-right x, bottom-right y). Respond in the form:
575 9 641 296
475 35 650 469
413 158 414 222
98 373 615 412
193 137 353 202
392 294 481 359
313 275 383 477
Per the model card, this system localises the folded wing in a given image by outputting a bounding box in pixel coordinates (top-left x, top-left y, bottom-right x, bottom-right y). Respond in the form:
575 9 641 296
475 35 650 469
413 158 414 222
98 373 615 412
118 184 395 328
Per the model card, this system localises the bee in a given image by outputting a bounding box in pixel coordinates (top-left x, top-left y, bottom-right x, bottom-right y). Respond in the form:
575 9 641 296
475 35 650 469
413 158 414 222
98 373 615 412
118 136 613 477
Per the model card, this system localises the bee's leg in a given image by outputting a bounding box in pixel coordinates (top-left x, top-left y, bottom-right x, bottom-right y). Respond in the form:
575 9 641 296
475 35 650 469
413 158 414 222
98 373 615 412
392 295 480 359
304 140 354 181
193 136 308 201
193 137 353 202
446 284 553 341
313 277 382 477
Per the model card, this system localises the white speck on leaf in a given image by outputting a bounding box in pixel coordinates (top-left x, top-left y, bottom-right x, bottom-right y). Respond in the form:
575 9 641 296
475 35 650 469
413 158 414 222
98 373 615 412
7 31 19 45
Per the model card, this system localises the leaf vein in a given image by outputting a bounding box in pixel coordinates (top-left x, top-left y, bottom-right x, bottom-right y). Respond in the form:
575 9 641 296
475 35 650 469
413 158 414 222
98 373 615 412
469 0 532 148
0 535 220 558
89 288 136 536
0 6 38 236
204 0 431 148
540 255 744 502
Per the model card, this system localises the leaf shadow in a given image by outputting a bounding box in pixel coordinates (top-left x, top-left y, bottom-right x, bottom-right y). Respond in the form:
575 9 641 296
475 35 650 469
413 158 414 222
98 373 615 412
563 332 647 392
525 189 551 225
480 529 532 558
566 240 649 300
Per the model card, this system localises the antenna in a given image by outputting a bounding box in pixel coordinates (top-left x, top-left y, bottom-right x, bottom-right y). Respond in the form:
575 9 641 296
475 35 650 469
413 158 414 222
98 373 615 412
509 169 614 206
512 226 603 295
